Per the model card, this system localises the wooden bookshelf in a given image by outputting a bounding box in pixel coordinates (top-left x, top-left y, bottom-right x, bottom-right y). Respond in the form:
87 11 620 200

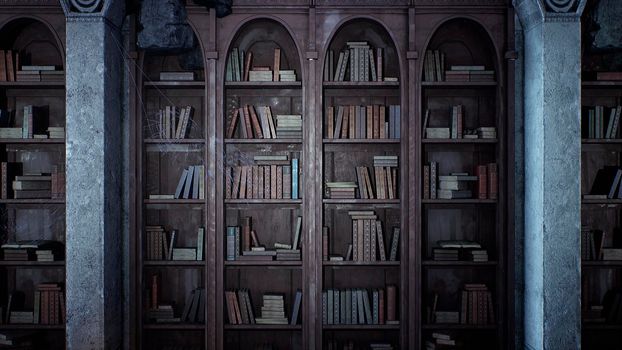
129 4 514 350
417 16 509 350
580 49 622 348
0 13 67 350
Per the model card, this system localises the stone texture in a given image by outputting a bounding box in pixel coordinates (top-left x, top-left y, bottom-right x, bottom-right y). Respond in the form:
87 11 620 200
65 15 124 350
515 0 583 349
138 0 194 52
591 0 622 50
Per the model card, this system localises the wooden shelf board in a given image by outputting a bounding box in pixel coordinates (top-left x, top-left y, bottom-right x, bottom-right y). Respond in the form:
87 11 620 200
421 81 496 87
421 199 496 204
323 261 400 267
0 199 64 204
323 199 400 205
225 199 302 204
581 199 622 205
143 323 205 330
323 138 400 144
144 199 205 205
225 81 302 88
0 261 65 267
0 81 65 88
582 81 622 87
0 138 65 144
421 324 497 330
582 261 622 267
225 324 301 330
323 81 399 88
422 261 497 267
144 81 205 88
225 261 302 267
0 324 65 330
422 138 497 144
143 261 205 267
144 139 205 144
582 138 622 144
323 324 400 330
225 138 302 144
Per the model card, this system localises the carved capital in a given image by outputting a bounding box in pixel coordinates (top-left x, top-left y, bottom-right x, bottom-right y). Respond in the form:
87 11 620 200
61 0 103 14
544 0 575 13
514 0 587 30
61 0 125 28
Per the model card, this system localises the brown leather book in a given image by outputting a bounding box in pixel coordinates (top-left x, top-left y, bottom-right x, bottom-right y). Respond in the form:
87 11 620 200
252 166 259 199
264 166 271 199
376 221 386 261
231 166 241 199
352 220 359 261
232 291 243 324
249 105 264 139
270 165 278 199
366 105 373 139
273 48 281 81
41 290 49 324
266 106 277 138
386 285 396 321
225 291 236 324
246 165 253 199
243 105 253 138
0 50 6 81
476 165 488 199
243 51 253 82
488 163 498 200
258 166 264 199
349 105 356 139
322 227 329 261
363 167 375 199
327 106 334 138
341 105 349 139
379 105 386 139
5 51 14 82
355 166 367 199
276 166 283 199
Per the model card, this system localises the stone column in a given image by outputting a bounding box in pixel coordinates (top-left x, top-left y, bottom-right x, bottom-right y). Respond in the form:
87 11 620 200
61 1 125 348
513 1 585 349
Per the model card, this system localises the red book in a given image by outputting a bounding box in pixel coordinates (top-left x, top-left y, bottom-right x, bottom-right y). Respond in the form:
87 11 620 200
457 105 463 138
487 163 498 200
248 105 264 139
151 275 158 309
242 105 253 138
226 108 240 139
597 72 622 81
386 285 396 322
5 51 14 82
41 291 49 325
476 165 488 199
225 167 232 199
322 227 329 261
0 50 6 82
242 217 251 252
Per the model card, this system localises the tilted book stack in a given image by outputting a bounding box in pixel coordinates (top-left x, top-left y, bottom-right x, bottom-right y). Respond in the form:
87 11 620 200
165 165 205 200
583 105 622 139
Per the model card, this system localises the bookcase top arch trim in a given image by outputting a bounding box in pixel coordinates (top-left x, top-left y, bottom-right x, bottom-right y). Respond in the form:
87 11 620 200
0 15 65 64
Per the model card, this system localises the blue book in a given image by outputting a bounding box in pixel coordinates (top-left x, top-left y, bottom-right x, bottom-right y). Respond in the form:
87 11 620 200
292 158 299 199
226 227 236 261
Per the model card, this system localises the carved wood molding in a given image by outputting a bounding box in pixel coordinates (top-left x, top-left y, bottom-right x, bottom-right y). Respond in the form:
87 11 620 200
414 0 507 5
61 0 104 14
0 0 58 6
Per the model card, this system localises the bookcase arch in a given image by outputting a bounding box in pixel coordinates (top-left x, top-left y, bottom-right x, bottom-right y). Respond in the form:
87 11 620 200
222 17 304 85
322 16 403 82
420 17 501 83
0 16 65 70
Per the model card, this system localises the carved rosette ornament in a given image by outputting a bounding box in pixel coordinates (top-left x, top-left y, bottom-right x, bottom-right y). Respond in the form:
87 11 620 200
545 0 576 12
62 0 104 14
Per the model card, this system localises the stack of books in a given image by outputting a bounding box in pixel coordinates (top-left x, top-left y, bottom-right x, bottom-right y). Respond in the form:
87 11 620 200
445 65 494 82
434 311 459 324
35 283 64 325
437 173 477 199
172 248 197 261
583 305 605 323
469 249 489 262
425 333 461 349
326 182 357 199
2 247 30 261
147 305 178 323
15 65 61 82
47 126 65 139
0 126 21 138
12 174 52 199
432 248 459 261
255 294 288 325
425 127 450 139
2 241 62 261
477 127 497 139
602 248 622 260
279 70 296 81
34 242 64 262
159 71 195 81
9 311 33 324
249 67 273 82
276 249 301 261
275 114 302 139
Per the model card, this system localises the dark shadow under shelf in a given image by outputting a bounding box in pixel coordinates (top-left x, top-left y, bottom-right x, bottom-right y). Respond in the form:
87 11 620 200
224 261 302 267
225 138 302 144
225 324 302 330
421 324 497 330
143 323 205 330
422 261 497 267
323 138 400 144
421 199 496 205
144 81 205 89
0 81 65 89
225 81 302 89
323 261 400 267
143 261 205 267
0 324 65 330
323 81 399 89
0 261 65 267
323 324 400 330
422 138 497 144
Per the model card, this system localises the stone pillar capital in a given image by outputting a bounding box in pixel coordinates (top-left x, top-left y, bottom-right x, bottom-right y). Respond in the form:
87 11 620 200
60 0 125 28
513 0 587 30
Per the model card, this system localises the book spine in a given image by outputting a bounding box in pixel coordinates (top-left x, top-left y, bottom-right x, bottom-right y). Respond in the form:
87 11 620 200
276 166 283 199
476 165 488 199
430 162 437 199
292 158 299 199
488 163 498 200
377 48 383 82
423 165 430 199
327 106 334 138
273 48 281 82
322 227 329 261
352 220 358 261
386 285 396 322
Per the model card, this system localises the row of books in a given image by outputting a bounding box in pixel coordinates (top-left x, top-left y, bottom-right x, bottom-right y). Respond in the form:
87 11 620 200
423 50 445 82
322 286 398 325
225 156 300 200
431 284 495 325
0 50 64 83
582 105 622 139
227 105 301 139
226 48 295 82
148 165 206 200
147 275 205 324
423 108 497 140
1 241 64 262
0 162 65 200
0 106 64 139
324 42 393 82
144 226 205 261
3 284 64 325
581 227 622 261
584 166 622 200
226 216 302 261
350 211 398 262
225 290 302 325
432 240 488 262
153 105 194 139
424 50 494 82
326 104 400 139
423 163 497 200
326 341 394 350
362 157 398 199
